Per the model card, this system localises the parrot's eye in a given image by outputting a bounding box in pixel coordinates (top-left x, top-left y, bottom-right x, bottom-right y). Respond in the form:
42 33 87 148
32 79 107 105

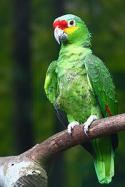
68 20 76 27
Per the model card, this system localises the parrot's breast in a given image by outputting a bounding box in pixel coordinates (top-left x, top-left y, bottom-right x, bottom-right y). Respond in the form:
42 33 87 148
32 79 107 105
55 48 99 122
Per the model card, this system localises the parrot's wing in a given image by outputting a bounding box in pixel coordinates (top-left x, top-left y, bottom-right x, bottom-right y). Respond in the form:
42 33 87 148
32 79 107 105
84 54 118 150
44 60 57 104
84 54 118 182
84 54 117 117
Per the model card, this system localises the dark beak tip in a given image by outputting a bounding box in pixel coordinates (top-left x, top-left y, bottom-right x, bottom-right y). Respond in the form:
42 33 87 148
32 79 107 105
60 33 67 42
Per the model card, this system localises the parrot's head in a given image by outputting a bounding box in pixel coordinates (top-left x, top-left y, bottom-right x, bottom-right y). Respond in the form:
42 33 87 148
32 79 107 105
53 14 91 46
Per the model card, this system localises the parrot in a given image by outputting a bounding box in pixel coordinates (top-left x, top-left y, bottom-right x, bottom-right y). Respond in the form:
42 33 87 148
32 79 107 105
44 14 118 184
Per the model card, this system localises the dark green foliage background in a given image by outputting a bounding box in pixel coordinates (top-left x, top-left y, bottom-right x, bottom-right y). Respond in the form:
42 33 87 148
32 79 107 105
0 0 125 186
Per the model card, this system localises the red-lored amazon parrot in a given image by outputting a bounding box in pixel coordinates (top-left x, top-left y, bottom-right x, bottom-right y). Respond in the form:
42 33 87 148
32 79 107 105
44 14 118 184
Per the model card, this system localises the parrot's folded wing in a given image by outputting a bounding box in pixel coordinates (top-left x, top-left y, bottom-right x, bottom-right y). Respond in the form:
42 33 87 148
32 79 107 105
84 54 118 183
44 61 57 104
84 54 118 150
84 54 117 117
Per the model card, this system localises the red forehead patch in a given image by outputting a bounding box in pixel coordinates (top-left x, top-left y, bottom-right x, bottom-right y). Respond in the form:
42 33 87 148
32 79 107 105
53 20 68 30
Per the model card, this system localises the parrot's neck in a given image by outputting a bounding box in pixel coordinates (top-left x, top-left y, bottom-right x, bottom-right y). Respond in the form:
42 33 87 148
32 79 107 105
59 44 92 59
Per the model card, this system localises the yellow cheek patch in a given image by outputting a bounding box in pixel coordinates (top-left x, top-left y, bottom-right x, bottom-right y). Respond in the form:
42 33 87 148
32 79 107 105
64 26 79 35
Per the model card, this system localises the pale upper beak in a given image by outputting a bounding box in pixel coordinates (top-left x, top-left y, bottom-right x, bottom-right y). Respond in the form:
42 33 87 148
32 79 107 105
54 27 68 44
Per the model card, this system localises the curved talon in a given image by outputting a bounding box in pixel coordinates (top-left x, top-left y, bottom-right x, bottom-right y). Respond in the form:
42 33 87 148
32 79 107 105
84 122 90 135
83 115 98 135
67 121 79 134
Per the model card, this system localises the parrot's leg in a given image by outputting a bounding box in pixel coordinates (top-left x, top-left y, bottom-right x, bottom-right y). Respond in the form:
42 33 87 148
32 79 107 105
84 115 98 135
67 121 79 134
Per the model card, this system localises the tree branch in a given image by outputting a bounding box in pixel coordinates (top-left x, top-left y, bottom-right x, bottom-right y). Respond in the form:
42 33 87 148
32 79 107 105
0 113 125 186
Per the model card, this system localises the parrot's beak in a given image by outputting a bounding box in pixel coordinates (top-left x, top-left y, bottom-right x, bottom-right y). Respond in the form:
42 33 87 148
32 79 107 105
54 27 68 44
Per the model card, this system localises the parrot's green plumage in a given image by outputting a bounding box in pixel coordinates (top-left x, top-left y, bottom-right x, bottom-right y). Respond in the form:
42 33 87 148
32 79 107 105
44 14 118 184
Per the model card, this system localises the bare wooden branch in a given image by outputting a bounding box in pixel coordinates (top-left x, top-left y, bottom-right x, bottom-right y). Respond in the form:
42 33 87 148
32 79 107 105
0 113 125 187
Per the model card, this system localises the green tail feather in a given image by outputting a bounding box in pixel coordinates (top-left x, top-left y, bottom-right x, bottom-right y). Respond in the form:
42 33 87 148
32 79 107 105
93 137 114 184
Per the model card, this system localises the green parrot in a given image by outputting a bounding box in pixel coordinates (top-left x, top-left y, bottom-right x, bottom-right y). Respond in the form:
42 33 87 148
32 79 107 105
44 14 118 184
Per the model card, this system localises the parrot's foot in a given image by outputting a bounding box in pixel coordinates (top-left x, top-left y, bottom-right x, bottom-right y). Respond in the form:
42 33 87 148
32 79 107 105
67 121 79 134
84 115 98 135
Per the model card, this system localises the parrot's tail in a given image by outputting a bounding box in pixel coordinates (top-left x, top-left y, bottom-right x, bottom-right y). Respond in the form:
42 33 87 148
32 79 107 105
93 136 114 184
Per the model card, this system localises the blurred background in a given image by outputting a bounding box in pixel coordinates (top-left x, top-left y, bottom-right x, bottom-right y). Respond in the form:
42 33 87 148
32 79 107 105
0 0 125 186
